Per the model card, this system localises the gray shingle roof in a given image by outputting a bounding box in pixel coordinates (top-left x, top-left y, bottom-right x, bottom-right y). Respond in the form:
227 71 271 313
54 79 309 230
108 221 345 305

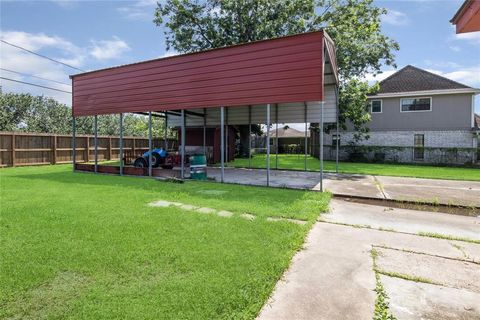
268 127 309 138
374 65 471 94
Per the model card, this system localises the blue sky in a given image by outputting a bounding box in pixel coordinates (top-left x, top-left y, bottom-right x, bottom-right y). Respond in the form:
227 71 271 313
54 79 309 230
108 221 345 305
1 0 479 111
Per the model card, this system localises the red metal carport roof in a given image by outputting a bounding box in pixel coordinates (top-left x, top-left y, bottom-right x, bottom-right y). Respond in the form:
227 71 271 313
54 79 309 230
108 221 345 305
70 30 336 117
451 0 480 33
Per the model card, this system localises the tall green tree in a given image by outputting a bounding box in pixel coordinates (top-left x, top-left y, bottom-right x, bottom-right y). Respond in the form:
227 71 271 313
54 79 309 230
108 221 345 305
154 0 399 146
0 92 169 137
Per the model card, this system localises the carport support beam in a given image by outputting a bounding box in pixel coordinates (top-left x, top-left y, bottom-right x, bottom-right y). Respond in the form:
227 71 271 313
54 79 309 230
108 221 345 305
72 116 76 172
220 107 225 183
119 113 124 176
320 102 324 192
248 106 252 168
148 111 152 177
335 87 340 173
304 103 307 171
164 112 168 150
181 109 185 179
203 108 206 155
225 108 228 163
94 115 98 173
266 104 271 187
275 104 278 170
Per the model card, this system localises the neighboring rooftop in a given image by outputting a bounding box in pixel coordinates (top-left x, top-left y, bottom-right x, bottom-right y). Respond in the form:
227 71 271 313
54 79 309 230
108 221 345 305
373 65 472 95
268 127 310 138
475 113 480 129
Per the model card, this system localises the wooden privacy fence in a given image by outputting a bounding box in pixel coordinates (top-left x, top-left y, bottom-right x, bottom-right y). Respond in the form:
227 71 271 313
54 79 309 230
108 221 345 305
0 132 176 167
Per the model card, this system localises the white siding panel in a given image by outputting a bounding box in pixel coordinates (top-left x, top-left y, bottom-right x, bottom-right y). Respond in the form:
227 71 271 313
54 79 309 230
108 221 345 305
166 86 337 126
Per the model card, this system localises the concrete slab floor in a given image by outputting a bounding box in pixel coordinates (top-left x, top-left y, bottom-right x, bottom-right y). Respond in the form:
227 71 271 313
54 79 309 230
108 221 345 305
376 175 480 207
375 247 480 293
205 167 480 207
258 212 480 319
381 275 480 320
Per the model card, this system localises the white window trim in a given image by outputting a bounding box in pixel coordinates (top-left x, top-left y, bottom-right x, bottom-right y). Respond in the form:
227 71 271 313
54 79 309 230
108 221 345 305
369 99 382 113
400 97 432 113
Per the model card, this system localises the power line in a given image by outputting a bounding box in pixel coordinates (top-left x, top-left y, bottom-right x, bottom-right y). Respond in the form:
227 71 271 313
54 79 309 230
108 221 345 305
0 77 72 94
0 68 71 86
0 39 86 72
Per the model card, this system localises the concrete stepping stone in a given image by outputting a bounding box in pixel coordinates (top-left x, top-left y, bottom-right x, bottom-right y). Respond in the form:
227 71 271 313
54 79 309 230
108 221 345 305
169 202 182 206
180 204 198 211
240 213 256 221
217 210 234 218
196 207 216 214
149 200 172 207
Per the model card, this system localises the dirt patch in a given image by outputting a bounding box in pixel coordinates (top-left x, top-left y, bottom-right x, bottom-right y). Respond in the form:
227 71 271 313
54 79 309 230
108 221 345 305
3 271 91 320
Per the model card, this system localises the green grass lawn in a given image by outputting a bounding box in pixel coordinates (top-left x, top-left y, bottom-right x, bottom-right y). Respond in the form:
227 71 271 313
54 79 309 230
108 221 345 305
0 165 329 319
226 154 480 181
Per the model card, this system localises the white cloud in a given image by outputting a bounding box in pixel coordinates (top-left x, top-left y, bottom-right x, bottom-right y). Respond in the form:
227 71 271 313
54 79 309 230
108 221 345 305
423 59 461 69
426 66 480 88
381 9 409 26
90 36 130 60
0 31 83 104
0 30 131 104
49 0 77 8
364 69 397 84
448 45 461 52
454 32 480 45
158 50 179 58
117 0 158 21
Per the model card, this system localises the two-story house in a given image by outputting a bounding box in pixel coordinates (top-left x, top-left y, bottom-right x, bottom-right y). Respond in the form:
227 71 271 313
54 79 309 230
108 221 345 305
332 65 480 164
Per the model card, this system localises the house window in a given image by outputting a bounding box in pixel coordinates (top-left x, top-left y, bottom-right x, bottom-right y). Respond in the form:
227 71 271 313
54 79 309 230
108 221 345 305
332 134 341 146
370 100 382 113
413 134 424 161
401 97 431 112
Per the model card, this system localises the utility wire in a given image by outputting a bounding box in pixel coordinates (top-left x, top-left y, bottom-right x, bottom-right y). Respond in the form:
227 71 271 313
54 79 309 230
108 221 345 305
0 68 71 86
0 39 86 72
0 77 72 94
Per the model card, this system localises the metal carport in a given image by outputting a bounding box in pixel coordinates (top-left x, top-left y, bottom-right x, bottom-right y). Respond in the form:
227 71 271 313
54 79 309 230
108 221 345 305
70 30 339 191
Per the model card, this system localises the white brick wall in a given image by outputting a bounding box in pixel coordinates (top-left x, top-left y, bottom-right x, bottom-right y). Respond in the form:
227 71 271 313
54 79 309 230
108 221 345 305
329 130 475 148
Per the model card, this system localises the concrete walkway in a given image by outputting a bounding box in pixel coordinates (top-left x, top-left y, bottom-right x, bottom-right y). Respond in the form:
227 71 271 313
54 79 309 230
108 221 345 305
325 199 480 241
257 200 480 320
206 167 480 207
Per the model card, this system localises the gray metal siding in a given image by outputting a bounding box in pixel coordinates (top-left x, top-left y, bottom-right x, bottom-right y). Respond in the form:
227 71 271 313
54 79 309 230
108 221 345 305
367 93 473 131
167 85 337 127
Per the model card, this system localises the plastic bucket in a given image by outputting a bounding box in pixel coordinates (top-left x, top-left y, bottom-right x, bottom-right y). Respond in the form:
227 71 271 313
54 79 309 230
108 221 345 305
190 154 207 180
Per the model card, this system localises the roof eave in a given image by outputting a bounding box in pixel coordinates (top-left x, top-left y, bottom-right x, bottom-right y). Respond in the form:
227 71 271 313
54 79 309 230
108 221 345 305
368 88 480 98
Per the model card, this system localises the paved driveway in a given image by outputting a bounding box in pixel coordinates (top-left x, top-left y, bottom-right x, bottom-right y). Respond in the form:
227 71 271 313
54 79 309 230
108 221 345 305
206 167 480 207
257 200 480 320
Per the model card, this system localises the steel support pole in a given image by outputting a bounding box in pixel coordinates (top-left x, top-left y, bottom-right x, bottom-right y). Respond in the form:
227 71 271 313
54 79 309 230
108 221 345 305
304 103 308 171
320 102 324 192
225 108 228 163
220 107 225 183
164 112 168 150
148 111 153 177
94 115 98 173
275 104 278 170
181 109 185 179
266 104 271 187
203 108 207 155
119 113 124 176
72 116 76 172
248 105 252 168
335 87 340 173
